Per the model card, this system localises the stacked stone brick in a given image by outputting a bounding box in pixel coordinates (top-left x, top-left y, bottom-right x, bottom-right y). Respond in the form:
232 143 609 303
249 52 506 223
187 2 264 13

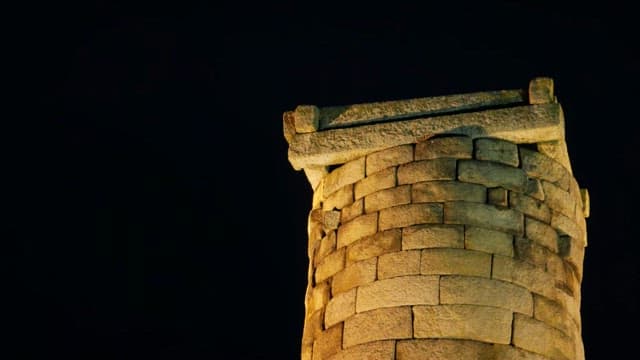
285 78 589 359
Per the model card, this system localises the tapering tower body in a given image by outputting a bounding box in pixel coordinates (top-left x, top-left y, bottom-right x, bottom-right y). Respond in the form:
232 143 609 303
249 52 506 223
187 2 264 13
283 78 589 360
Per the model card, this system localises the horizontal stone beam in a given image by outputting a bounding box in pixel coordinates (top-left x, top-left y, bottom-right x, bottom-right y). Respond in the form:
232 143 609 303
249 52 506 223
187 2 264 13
318 89 526 130
288 103 565 170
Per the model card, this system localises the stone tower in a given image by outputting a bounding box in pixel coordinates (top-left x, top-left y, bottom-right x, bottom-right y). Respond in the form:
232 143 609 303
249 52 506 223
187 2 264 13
283 78 589 360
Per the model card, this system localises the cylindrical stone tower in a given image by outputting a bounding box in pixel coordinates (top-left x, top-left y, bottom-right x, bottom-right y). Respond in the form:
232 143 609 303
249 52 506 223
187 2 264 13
283 78 589 360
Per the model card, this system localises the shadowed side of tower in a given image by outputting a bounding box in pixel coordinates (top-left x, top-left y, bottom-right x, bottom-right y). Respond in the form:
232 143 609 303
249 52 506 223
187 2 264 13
283 78 589 360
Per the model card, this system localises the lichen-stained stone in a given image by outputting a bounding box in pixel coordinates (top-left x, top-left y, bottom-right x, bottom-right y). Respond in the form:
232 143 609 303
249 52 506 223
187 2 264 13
514 237 549 268
528 77 555 105
464 226 514 257
397 159 457 185
402 224 464 250
315 231 337 267
558 236 585 280
332 257 377 295
444 201 523 235
379 203 443 231
492 255 555 299
551 210 585 246
413 304 512 344
421 248 491 277
315 248 346 283
533 294 579 339
520 147 567 184
509 192 551 223
457 159 527 192
440 275 533 315
474 137 520 166
366 144 414 176
377 250 421 279
325 288 356 328
354 167 396 200
342 306 413 348
414 136 473 160
356 275 439 313
525 217 559 252
294 105 321 133
312 323 343 360
323 158 365 198
542 181 577 219
323 184 354 211
487 187 508 207
513 313 576 360
346 229 401 264
364 185 411 213
329 340 396 360
337 213 378 248
340 198 363 223
412 180 486 203
525 178 545 201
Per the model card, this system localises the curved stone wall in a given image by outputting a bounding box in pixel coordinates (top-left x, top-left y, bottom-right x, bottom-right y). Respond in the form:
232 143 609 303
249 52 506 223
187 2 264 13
301 135 587 360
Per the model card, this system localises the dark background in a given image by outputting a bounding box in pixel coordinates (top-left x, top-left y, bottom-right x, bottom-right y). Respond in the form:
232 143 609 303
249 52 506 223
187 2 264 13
10 1 639 359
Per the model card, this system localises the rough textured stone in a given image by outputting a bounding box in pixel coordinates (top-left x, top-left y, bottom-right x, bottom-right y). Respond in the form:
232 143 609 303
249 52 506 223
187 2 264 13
343 307 413 348
283 110 297 143
323 210 341 231
529 77 555 105
542 180 576 219
364 185 411 213
332 257 377 295
520 147 567 184
378 250 421 279
487 187 508 207
340 198 363 223
513 314 575 360
412 180 486 203
346 229 401 263
421 248 491 277
525 217 558 252
492 255 555 299
337 213 378 248
474 137 519 166
396 340 548 360
356 275 439 312
415 136 473 160
458 159 527 192
525 178 545 201
464 226 514 257
537 140 574 178
366 144 414 176
413 304 512 344
313 323 343 360
304 165 329 190
533 294 579 338
444 201 523 235
323 184 354 211
580 188 590 218
314 230 337 267
323 158 365 198
354 167 396 200
315 248 346 283
514 237 549 268
302 309 324 360
440 275 533 315
551 211 585 246
509 192 551 223
397 159 457 184
329 340 395 360
307 281 330 313
379 203 443 230
558 236 585 280
294 105 321 133
402 224 464 250
325 288 356 328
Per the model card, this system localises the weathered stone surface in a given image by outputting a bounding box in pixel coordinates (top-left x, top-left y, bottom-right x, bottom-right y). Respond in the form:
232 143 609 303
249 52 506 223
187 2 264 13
444 201 523 235
421 248 491 277
379 203 443 230
551 210 585 246
354 167 396 200
332 257 377 295
402 224 464 250
325 288 356 328
323 158 365 198
396 340 548 360
580 188 590 218
413 304 512 344
397 159 457 184
514 237 549 268
458 159 527 192
525 217 558 252
302 309 324 359
343 306 412 348
294 105 321 134
313 323 343 360
307 281 330 313
346 229 401 263
378 250 421 279
513 314 575 360
340 198 363 223
356 275 439 312
365 185 411 213
542 181 576 219
283 110 296 143
288 103 564 170
492 255 555 299
464 226 514 257
525 178 545 201
323 210 341 231
314 230 337 267
304 165 329 190
412 180 486 203
323 184 354 211
415 136 473 160
558 235 585 280
330 340 395 360
520 147 567 184
366 144 414 176
536 140 574 177
315 248 346 283
440 275 533 315
474 137 519 166
529 77 554 105
487 187 508 207
337 213 378 248
509 192 551 223
533 294 579 338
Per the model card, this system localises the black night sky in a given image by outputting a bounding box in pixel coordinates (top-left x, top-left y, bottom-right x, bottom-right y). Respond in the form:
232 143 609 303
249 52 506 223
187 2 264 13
10 1 640 359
